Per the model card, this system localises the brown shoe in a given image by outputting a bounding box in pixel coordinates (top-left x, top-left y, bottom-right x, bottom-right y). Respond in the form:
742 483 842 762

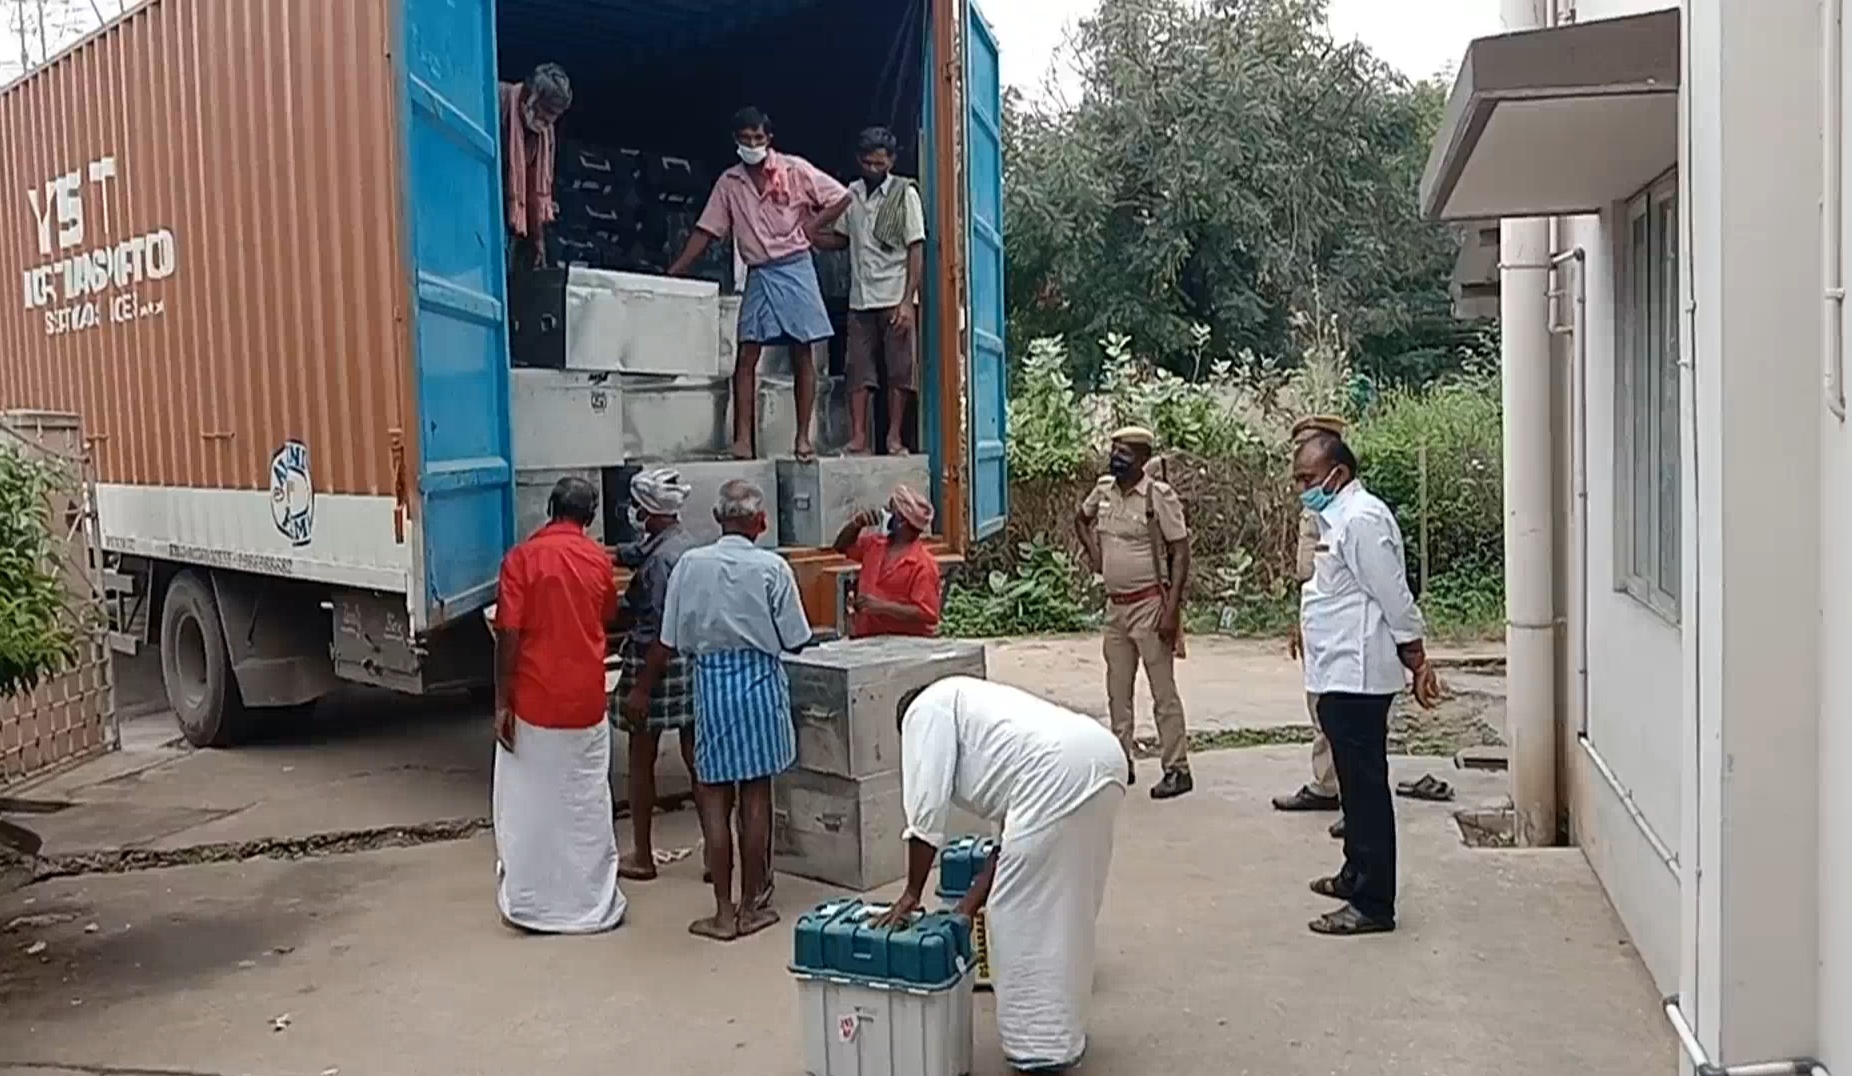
1150 769 1194 800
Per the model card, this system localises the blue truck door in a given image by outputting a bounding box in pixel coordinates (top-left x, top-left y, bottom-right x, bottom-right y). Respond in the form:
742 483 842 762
397 0 514 629
965 2 1009 540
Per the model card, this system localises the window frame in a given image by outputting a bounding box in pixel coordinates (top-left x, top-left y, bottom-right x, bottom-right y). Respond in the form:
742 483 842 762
1612 171 1682 624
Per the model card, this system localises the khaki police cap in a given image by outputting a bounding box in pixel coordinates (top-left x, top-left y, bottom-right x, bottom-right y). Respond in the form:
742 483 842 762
1109 425 1156 448
1291 414 1347 442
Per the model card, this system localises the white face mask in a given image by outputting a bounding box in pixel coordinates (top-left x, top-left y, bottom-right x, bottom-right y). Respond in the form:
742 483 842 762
737 143 769 166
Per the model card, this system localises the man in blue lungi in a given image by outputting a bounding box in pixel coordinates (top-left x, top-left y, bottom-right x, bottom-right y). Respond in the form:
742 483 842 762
627 479 812 941
666 106 852 461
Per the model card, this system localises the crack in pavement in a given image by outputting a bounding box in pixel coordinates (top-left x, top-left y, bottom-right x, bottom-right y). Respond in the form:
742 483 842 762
19 791 697 884
0 1063 302 1076
27 817 494 882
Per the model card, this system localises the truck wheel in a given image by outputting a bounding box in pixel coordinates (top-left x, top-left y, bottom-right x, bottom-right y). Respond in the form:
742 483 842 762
160 570 250 748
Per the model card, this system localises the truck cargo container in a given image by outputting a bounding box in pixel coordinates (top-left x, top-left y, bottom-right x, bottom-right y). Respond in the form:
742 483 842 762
0 0 1009 746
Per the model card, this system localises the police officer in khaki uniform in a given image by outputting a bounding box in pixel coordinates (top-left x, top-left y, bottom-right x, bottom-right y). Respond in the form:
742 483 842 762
1274 415 1348 838
1075 426 1194 800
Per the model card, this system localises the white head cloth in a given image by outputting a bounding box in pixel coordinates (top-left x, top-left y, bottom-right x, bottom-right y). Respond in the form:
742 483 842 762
631 468 693 516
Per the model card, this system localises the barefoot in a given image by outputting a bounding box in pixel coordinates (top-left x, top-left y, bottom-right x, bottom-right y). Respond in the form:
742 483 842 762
844 439 871 456
736 904 782 939
689 907 740 942
794 437 817 462
729 439 755 461
618 853 658 881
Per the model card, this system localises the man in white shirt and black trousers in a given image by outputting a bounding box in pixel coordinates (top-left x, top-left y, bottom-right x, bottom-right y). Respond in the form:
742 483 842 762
1293 431 1441 937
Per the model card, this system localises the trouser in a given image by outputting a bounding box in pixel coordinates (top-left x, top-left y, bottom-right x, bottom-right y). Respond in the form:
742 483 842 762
1318 692 1397 924
1307 692 1339 799
1103 594 1189 774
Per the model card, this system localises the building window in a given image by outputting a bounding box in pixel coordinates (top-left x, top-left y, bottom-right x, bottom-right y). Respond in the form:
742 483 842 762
1615 175 1680 620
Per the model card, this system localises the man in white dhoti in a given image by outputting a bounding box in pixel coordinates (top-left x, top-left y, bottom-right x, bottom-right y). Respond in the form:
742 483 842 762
491 476 628 934
877 676 1127 1073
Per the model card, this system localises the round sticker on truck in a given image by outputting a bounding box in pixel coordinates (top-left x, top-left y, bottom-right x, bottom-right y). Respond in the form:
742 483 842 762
269 439 315 547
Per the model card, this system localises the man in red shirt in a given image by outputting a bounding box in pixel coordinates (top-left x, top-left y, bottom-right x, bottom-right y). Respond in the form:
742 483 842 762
831 483 942 637
491 476 626 935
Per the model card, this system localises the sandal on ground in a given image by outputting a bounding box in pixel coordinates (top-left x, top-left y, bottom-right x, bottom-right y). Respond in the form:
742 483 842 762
1309 875 1356 901
1396 774 1455 802
1309 905 1395 936
1273 785 1341 812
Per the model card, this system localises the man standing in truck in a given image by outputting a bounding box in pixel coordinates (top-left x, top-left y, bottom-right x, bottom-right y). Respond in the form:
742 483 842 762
613 468 702 882
627 480 812 942
491 475 626 935
810 126 928 456
666 107 853 461
498 63 574 270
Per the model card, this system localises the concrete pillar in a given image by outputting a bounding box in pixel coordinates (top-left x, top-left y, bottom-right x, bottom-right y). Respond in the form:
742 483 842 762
1500 0 1558 849
1680 0 1822 1064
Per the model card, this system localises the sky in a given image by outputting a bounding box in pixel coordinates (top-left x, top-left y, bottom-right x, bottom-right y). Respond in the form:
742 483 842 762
986 0 1505 99
4 1 1505 102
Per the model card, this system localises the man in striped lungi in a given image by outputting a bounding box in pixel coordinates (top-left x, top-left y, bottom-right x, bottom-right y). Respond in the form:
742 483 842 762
626 479 812 942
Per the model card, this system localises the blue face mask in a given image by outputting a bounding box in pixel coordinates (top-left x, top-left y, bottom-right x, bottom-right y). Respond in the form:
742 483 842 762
1300 470 1339 513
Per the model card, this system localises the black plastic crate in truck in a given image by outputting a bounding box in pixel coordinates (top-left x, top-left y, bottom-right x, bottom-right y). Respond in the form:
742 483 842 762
508 267 568 368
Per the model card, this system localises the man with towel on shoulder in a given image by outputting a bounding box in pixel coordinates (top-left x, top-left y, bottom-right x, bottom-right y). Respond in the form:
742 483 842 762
490 475 626 935
667 106 853 462
614 468 703 880
498 63 573 271
876 677 1128 1073
810 126 928 456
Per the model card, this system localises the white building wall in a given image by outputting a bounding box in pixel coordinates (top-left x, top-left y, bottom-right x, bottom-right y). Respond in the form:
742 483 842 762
1682 0 1822 1063
1558 203 1684 991
1546 0 1687 994
1819 3 1852 1067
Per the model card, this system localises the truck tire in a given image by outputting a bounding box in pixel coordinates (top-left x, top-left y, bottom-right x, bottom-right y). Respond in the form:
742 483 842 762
159 570 250 748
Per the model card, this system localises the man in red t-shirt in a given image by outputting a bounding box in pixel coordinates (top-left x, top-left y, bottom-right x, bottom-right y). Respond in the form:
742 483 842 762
490 476 626 935
831 483 942 638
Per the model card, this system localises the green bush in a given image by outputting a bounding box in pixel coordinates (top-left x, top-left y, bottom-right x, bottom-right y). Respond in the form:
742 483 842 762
969 335 1507 641
1006 337 1092 481
942 539 1098 637
0 446 81 698
1350 364 1503 586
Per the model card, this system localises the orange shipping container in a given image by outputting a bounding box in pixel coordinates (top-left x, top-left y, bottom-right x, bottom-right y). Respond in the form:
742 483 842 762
0 0 1008 644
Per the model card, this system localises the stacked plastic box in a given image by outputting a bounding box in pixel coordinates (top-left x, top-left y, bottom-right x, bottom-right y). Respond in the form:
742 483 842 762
791 898 975 1076
935 837 997 992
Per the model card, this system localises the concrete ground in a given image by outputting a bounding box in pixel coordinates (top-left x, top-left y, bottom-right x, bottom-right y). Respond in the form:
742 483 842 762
0 645 1671 1076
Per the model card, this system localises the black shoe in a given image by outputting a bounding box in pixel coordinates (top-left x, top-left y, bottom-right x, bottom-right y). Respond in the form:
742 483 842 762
1329 817 1346 839
1150 769 1194 800
1125 760 1137 787
1273 785 1341 812
1309 904 1396 936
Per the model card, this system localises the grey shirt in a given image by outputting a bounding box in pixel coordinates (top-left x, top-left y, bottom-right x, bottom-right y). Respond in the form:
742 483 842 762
621 522 701 649
661 535 812 657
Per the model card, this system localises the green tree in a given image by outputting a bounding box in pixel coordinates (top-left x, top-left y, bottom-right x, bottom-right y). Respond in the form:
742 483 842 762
1004 0 1481 386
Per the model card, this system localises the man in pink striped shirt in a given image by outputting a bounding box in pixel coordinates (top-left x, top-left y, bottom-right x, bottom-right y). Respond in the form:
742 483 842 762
668 107 852 461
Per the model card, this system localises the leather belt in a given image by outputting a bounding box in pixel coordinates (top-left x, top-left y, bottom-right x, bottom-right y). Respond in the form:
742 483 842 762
1107 584 1165 605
